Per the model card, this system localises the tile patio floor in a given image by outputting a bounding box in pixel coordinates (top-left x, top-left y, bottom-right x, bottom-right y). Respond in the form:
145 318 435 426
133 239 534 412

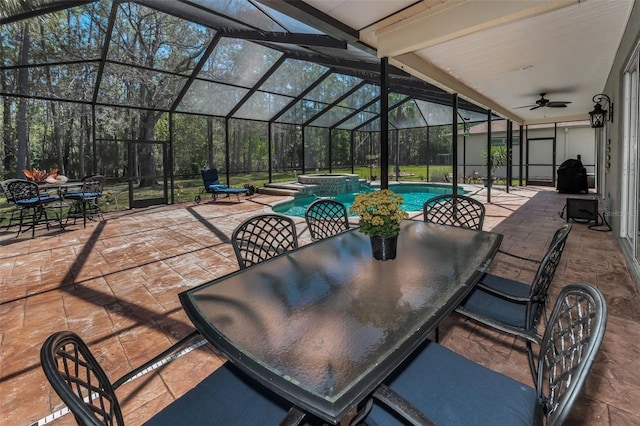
1 185 639 425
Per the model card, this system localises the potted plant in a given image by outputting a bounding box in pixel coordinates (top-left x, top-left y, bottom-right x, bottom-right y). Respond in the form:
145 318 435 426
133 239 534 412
481 145 508 187
349 189 409 260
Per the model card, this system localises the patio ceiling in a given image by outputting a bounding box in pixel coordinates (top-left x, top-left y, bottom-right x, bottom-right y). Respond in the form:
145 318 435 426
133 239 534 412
273 0 635 125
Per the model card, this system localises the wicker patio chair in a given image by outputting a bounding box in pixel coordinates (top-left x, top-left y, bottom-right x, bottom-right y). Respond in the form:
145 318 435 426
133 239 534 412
362 283 607 426
64 175 105 228
40 330 308 425
232 214 298 269
304 199 350 241
455 223 572 381
423 194 485 230
7 179 62 238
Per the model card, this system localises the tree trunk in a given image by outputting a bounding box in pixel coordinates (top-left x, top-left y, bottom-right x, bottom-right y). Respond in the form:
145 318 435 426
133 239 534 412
79 112 88 178
16 23 30 178
138 110 157 187
39 21 65 175
1 34 15 176
207 116 214 168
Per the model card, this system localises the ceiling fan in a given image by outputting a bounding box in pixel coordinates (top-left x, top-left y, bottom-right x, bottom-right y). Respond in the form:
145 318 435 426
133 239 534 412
516 93 572 110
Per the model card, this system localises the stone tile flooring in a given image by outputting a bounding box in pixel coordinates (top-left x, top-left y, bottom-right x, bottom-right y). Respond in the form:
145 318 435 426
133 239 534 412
1 186 639 425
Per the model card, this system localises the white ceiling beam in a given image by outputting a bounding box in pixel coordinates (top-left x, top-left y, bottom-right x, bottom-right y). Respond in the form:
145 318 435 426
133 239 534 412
389 53 524 124
368 0 578 58
523 113 590 125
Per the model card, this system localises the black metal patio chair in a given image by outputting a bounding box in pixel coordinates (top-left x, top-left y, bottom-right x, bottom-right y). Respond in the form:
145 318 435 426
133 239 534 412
40 330 309 426
64 175 105 228
7 179 62 238
232 214 299 269
1 178 24 230
423 194 486 230
455 223 572 380
361 283 607 426
304 199 350 241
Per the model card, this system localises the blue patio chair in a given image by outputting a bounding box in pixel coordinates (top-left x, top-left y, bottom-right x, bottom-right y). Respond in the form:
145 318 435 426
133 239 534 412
195 168 250 203
6 179 62 238
64 175 105 228
362 283 607 426
40 330 311 426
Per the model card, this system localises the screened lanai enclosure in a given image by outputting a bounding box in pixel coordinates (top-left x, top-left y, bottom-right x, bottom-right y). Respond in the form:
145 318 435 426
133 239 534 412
2 0 501 208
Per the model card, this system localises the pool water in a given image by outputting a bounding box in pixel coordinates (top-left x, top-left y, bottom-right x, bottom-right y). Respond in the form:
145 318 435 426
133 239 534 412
273 184 465 217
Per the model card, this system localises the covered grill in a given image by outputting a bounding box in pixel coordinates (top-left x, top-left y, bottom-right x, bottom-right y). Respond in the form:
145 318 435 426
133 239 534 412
557 158 588 193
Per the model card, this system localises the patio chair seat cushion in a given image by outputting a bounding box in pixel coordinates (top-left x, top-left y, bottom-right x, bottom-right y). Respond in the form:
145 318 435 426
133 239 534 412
144 363 294 426
461 273 538 329
367 341 538 426
208 184 229 191
209 185 249 194
480 272 532 298
65 191 102 199
16 195 61 206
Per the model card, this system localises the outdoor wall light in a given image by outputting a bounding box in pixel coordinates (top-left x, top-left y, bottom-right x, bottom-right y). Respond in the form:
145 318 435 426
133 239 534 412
589 94 613 128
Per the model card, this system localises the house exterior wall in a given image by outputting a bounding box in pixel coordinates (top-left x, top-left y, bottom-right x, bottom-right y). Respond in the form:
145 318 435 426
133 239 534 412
456 123 594 181
603 0 640 288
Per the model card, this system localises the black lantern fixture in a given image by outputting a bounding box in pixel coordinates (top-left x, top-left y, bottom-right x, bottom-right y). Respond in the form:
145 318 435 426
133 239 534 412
589 94 613 128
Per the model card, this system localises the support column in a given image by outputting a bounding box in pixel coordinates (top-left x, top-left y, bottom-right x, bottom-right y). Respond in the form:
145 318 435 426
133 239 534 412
380 57 389 190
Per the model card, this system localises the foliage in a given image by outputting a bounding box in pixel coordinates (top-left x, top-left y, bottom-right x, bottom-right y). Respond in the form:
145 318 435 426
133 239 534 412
482 145 508 176
349 189 408 237
0 2 457 186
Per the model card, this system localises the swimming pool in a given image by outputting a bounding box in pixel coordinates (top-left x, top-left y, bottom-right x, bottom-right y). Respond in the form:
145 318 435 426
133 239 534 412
272 183 466 217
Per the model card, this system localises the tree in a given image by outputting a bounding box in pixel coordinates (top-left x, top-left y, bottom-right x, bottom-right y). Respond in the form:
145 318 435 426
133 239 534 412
16 22 30 179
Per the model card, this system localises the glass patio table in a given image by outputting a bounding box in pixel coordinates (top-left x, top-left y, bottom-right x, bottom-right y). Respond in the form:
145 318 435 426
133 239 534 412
179 220 502 424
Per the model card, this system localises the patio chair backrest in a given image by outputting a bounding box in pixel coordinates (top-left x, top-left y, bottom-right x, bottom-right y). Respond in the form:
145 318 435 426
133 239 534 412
40 331 124 426
1 179 22 203
305 199 350 241
232 214 298 269
423 194 485 230
6 179 41 203
525 224 572 329
537 283 607 426
201 168 221 187
81 175 105 196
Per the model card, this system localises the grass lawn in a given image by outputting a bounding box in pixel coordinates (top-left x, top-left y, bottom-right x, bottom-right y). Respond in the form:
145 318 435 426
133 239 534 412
1 165 526 220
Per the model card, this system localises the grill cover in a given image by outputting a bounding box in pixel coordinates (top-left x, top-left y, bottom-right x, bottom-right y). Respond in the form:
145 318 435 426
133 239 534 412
557 159 588 193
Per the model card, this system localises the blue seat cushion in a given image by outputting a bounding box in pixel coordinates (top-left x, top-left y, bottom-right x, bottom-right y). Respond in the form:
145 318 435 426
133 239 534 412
366 341 538 426
208 184 229 191
144 363 296 426
461 273 538 329
65 192 102 199
480 273 532 298
208 184 249 194
16 197 42 206
16 195 61 206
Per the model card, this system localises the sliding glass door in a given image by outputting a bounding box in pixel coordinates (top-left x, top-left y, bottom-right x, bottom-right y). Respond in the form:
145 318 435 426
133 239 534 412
621 45 640 260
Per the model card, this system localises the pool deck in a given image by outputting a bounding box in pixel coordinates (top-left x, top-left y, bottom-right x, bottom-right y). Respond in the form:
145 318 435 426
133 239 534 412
1 184 639 425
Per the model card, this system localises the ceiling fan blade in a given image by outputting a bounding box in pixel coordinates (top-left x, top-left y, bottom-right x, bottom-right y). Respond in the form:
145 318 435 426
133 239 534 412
546 101 571 108
530 105 541 110
514 104 537 109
